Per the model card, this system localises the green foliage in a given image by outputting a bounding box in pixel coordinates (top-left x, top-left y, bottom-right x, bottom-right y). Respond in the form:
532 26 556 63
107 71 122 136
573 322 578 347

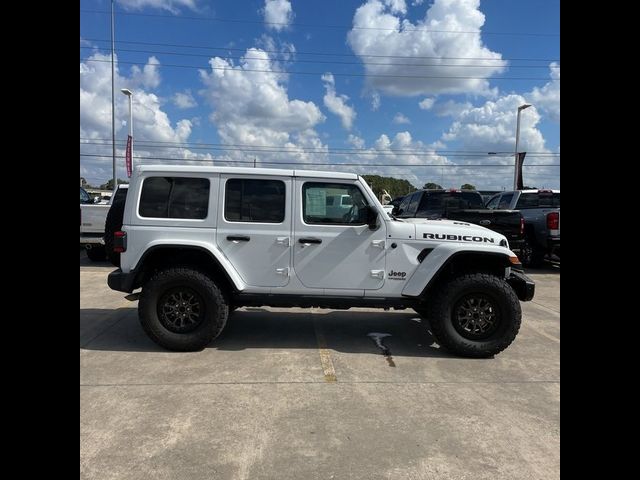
461 183 476 190
362 175 418 200
423 182 443 190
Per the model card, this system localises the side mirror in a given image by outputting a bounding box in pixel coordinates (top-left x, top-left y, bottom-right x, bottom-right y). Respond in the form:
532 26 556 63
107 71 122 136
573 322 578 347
391 206 399 216
366 205 378 230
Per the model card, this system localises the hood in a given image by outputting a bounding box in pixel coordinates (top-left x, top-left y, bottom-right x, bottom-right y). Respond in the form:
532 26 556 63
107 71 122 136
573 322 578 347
404 218 507 246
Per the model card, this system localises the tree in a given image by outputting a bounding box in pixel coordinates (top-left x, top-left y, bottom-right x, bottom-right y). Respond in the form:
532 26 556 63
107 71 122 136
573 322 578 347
99 178 129 190
460 183 476 190
423 182 443 190
523 185 537 190
362 175 417 200
80 177 92 188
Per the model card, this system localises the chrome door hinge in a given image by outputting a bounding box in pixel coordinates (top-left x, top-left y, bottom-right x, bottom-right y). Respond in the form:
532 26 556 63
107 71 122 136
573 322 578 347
371 240 386 249
370 270 385 279
276 267 289 276
276 237 290 247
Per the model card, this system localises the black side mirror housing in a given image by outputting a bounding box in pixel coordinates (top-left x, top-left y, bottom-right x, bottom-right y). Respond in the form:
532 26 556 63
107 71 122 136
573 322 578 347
366 205 379 230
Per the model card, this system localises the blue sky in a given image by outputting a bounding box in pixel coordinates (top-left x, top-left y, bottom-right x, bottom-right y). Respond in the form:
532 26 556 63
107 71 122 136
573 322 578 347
80 0 560 190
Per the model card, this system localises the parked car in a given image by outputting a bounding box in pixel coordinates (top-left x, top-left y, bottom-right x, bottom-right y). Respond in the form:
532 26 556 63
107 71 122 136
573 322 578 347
392 189 525 250
485 189 559 267
80 184 128 261
107 165 534 358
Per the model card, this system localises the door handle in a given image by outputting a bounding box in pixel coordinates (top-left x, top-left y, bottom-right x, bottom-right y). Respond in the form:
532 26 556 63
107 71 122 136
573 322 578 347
299 238 322 244
227 235 250 242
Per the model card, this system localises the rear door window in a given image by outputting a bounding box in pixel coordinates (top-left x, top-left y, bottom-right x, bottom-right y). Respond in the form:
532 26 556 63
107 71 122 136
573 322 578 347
224 179 286 223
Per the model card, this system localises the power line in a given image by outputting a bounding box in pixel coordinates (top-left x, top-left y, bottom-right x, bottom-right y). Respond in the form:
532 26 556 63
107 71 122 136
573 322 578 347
81 141 560 158
79 153 559 167
79 45 558 69
80 9 560 37
82 37 560 62
81 58 555 81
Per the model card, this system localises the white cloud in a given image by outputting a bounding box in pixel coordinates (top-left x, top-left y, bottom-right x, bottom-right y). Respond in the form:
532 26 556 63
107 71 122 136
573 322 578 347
172 90 197 109
80 52 203 184
440 94 558 189
371 92 381 111
199 48 327 164
335 131 452 188
347 0 507 96
130 55 160 89
418 97 435 110
347 134 365 149
527 62 560 122
432 99 473 117
322 73 357 130
411 0 425 5
117 0 199 13
262 0 294 31
384 0 407 14
392 112 411 124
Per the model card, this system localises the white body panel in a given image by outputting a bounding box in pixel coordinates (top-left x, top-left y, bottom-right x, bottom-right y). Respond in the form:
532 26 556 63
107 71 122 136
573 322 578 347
121 165 516 299
215 174 293 288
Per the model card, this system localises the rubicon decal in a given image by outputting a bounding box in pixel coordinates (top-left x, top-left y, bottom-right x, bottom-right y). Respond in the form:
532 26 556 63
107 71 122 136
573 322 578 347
423 233 495 243
388 270 407 280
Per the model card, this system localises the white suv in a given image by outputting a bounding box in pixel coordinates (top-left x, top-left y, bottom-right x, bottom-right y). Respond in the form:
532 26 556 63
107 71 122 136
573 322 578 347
108 165 534 357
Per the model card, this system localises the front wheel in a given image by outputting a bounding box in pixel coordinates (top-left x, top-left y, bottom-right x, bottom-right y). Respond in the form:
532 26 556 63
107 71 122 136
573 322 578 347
138 268 229 351
426 273 521 358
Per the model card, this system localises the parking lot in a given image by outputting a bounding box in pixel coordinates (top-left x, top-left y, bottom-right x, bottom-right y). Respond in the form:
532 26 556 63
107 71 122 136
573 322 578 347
80 251 559 480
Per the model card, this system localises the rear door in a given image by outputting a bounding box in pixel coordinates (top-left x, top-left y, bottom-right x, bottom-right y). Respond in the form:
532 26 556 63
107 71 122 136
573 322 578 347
292 179 387 291
216 175 292 287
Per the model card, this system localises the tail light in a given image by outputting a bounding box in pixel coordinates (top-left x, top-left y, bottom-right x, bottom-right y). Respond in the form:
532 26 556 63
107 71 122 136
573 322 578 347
520 215 525 235
547 211 559 230
113 231 127 253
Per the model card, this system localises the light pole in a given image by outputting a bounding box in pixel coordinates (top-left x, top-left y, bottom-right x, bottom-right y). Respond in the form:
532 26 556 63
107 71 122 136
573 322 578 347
121 88 133 177
514 104 531 190
111 0 116 193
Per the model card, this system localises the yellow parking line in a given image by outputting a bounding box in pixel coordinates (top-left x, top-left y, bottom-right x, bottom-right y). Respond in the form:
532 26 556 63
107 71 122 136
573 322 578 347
313 318 337 383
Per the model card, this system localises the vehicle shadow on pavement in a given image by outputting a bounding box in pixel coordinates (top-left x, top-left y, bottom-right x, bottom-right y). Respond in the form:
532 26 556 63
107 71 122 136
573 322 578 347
80 308 455 358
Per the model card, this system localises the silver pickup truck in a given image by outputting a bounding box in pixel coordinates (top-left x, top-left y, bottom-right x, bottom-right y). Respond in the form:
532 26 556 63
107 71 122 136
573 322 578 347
80 185 128 261
485 189 559 267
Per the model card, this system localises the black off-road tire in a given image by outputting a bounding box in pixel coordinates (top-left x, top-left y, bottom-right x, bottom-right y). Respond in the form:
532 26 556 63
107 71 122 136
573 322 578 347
104 198 126 267
85 245 106 261
138 268 229 351
520 235 545 268
426 273 521 358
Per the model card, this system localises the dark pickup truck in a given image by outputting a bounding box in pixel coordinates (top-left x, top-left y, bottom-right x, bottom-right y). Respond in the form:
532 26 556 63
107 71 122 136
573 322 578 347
392 189 524 248
485 189 559 267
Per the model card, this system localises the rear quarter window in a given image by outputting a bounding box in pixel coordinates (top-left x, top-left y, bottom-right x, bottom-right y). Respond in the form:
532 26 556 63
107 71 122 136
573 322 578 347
139 177 210 219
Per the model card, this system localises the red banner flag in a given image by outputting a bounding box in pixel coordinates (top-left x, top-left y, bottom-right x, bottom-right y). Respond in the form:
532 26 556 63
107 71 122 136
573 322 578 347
125 135 132 178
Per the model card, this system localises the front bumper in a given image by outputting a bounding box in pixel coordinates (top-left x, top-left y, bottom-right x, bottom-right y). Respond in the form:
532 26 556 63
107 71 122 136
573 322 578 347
107 269 136 293
507 269 535 301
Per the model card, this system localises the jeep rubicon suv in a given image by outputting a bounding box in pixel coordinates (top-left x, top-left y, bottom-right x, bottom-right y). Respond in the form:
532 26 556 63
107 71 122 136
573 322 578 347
107 166 534 358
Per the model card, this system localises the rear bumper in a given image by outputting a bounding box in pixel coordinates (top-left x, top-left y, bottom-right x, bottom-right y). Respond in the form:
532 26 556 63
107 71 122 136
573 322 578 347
507 269 535 301
107 269 136 293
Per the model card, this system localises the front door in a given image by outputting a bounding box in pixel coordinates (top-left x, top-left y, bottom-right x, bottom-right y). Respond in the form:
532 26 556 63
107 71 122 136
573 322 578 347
216 175 292 287
292 179 387 290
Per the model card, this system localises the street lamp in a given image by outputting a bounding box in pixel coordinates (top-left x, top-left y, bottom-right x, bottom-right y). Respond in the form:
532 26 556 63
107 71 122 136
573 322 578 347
121 88 133 179
514 104 531 190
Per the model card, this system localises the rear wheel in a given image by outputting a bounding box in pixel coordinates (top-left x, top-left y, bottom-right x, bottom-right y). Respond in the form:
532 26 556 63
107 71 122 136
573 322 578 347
138 268 229 351
85 245 106 261
426 273 521 358
520 236 545 268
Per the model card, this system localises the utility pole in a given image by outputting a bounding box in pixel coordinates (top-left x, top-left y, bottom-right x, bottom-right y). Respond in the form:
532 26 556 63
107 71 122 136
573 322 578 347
514 104 531 190
110 0 117 193
254 156 257 168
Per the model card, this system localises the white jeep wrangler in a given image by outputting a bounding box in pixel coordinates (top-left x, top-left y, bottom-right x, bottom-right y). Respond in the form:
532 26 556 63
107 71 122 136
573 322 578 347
107 165 534 358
